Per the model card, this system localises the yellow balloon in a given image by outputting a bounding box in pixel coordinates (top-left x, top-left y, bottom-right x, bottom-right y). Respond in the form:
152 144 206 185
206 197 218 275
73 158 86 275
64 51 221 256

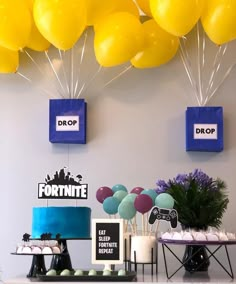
131 19 179 68
34 0 87 50
201 0 236 45
87 0 139 26
27 21 51 51
150 0 204 36
136 0 152 17
0 0 32 51
23 0 50 51
94 12 145 67
25 0 34 10
0 45 19 73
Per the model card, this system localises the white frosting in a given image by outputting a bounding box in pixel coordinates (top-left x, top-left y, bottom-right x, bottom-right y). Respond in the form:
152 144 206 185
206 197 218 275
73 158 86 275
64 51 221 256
42 247 52 254
218 232 228 241
182 232 193 241
161 232 172 240
16 246 24 254
22 246 32 254
52 246 61 254
131 236 157 263
226 232 235 240
172 232 182 240
31 246 42 254
194 232 207 241
206 233 219 241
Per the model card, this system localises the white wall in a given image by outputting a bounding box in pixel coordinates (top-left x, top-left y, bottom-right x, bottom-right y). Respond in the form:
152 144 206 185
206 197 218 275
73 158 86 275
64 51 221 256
0 28 236 280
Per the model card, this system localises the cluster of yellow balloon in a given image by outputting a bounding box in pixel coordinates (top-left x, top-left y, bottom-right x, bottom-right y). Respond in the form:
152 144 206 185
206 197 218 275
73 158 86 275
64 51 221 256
0 0 87 74
92 0 181 69
1 0 235 75
201 0 236 45
0 0 31 73
144 0 236 45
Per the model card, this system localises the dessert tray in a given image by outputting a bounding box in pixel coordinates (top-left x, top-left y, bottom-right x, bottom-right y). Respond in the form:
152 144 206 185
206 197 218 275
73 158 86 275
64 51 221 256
34 271 137 282
158 238 236 245
158 230 236 245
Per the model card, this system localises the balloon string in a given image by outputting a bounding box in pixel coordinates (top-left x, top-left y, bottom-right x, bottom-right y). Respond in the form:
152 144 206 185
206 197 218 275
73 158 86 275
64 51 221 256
44 50 66 98
181 36 193 74
205 44 228 98
70 46 74 98
16 71 57 98
74 30 88 98
180 41 201 106
58 49 70 97
76 65 102 98
204 63 236 105
103 65 133 88
24 49 45 75
196 21 203 105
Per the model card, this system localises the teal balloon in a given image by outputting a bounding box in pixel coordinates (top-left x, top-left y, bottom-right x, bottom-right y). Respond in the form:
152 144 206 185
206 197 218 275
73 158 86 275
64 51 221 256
118 201 136 220
141 189 158 205
113 190 128 202
122 193 137 203
155 193 174 209
112 184 128 193
103 196 120 215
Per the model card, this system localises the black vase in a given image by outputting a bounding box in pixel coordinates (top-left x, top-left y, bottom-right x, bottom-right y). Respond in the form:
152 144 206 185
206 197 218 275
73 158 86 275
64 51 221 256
183 245 210 272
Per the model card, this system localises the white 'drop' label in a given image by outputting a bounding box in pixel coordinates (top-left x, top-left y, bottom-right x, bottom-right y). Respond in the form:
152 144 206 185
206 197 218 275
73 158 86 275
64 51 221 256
194 124 217 140
56 116 79 131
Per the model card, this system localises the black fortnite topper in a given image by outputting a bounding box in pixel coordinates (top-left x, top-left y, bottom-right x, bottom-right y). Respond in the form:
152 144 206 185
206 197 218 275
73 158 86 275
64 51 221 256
38 167 88 199
149 206 178 228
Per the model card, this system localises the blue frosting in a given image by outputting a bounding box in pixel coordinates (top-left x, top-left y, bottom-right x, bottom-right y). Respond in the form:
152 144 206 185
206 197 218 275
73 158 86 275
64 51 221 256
32 207 91 239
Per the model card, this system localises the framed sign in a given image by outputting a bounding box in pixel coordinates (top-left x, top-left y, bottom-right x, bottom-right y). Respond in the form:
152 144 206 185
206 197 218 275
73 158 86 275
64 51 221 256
91 219 123 265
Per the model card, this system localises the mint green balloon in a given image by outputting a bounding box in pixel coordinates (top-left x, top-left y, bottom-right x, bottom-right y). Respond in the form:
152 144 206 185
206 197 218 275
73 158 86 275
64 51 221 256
123 193 137 203
118 201 136 220
113 190 128 202
155 193 174 209
112 184 128 193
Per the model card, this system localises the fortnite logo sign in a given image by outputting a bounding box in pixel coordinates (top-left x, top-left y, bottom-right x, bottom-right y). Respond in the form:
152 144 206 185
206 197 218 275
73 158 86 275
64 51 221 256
38 168 88 199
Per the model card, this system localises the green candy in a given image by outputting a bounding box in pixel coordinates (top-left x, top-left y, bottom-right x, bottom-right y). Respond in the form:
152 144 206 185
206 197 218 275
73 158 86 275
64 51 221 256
60 269 71 276
118 269 126 276
46 269 57 276
103 270 111 276
88 269 97 276
74 269 84 276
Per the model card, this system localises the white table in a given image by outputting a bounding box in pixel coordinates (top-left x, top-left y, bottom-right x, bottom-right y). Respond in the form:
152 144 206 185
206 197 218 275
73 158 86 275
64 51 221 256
4 272 236 284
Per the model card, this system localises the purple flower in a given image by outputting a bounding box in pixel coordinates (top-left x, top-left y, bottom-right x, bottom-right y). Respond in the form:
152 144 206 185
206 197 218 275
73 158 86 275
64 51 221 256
156 179 170 194
156 169 223 194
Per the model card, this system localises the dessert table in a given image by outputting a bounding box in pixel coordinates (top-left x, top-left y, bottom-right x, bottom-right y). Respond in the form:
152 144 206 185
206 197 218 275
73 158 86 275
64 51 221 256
158 238 236 280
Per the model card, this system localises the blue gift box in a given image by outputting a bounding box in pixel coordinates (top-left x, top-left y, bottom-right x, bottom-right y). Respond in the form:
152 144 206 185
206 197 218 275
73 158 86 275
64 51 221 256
49 99 87 144
186 106 223 152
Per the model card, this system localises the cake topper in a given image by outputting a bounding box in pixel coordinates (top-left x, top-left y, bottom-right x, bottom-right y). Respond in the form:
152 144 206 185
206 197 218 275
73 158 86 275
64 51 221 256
38 167 88 199
22 233 31 242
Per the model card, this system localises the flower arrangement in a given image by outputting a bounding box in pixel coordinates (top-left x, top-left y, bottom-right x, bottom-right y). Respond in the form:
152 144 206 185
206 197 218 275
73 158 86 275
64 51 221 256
156 169 229 230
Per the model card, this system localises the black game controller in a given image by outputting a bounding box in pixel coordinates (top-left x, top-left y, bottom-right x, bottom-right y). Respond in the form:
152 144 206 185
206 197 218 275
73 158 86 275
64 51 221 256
148 206 178 228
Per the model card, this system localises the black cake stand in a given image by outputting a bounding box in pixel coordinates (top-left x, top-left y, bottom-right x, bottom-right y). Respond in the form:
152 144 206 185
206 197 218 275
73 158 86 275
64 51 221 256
50 238 91 272
12 238 91 278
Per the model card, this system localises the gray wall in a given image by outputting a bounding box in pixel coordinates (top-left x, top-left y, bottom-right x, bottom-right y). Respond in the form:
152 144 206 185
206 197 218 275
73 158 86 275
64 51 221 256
0 28 236 280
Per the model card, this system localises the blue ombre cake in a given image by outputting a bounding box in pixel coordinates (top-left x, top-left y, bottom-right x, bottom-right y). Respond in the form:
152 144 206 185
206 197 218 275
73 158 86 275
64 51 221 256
32 207 91 239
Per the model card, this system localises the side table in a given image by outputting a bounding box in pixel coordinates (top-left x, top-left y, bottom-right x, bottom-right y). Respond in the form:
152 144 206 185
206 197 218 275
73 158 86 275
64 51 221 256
158 238 236 280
